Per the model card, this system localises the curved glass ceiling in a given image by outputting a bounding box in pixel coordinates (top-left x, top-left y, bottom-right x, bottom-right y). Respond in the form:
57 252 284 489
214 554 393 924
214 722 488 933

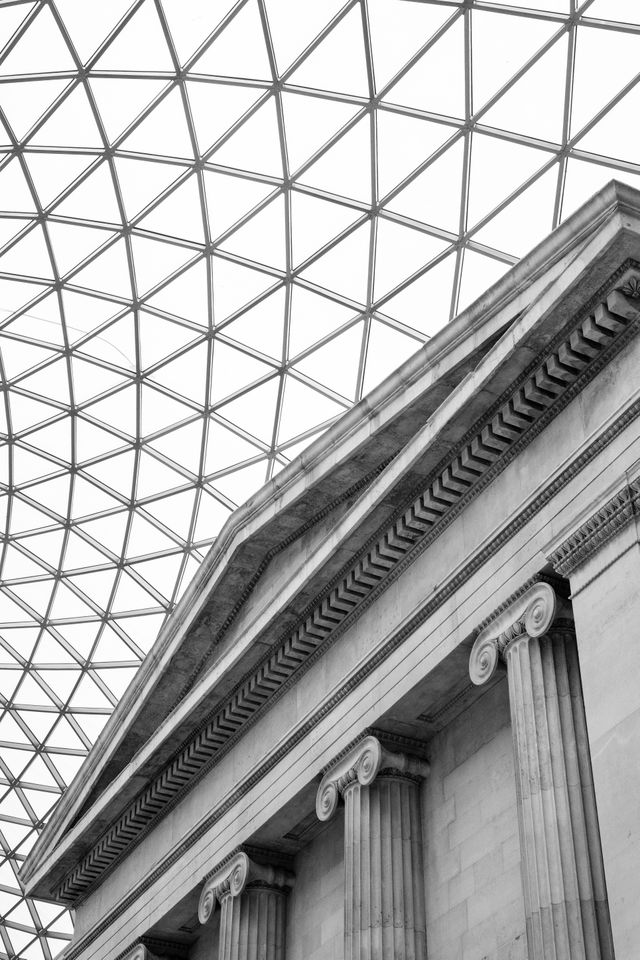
0 0 639 955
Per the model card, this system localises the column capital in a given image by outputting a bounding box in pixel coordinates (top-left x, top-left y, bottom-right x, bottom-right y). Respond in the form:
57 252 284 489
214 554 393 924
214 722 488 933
198 851 293 924
316 734 429 822
470 580 569 686
123 947 158 960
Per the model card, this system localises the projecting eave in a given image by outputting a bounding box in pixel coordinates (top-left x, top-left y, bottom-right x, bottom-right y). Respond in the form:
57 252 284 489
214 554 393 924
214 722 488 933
21 180 640 903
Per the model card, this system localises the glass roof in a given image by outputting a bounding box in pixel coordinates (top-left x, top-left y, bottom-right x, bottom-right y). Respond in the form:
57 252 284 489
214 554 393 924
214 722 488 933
0 0 639 955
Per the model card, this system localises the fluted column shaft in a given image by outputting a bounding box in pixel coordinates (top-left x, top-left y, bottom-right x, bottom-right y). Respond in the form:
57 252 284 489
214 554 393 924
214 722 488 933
199 851 293 960
317 734 429 960
470 581 613 960
218 884 287 960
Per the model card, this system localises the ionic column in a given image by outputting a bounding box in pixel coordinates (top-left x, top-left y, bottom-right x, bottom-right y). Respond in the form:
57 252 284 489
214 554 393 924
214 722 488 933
198 851 294 960
316 734 429 960
469 581 613 960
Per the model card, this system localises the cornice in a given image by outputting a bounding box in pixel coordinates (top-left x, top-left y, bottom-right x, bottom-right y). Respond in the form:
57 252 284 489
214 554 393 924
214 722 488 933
52 262 640 905
56 365 640 960
548 476 640 576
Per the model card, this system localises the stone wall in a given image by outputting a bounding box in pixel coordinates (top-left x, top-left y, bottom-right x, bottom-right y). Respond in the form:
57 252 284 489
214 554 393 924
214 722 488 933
286 812 344 960
422 677 525 960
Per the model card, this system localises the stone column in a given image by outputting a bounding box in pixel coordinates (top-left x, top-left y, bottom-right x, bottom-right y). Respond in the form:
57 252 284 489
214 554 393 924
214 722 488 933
316 734 429 960
198 850 294 960
469 580 613 960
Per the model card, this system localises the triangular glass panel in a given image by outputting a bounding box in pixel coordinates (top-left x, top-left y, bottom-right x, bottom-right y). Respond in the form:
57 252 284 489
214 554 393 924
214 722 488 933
0 226 53 281
83 383 137 435
471 10 557 111
186 80 262 154
0 5 37 55
92 0 174 72
74 512 128 556
145 258 209 326
66 570 117 611
84 450 135 500
0 338 55 380
0 80 68 140
136 175 205 244
467 133 547 228
0 218 25 250
138 310 200 369
149 418 205 475
74 416 122 462
26 418 72 463
204 169 274 239
71 355 128 404
577 81 640 165
52 0 132 62
362 319 420 395
113 156 186 222
288 284 356 357
25 151 95 209
150 340 209 405
266 0 344 75
77 312 136 371
71 474 122 517
218 194 286 270
210 256 276 322
282 92 360 174
287 5 369 98
143 489 196 540
377 110 450 199
61 289 118 339
46 221 113 278
473 167 557 257
28 84 103 149
210 340 274 404
89 77 167 143
140 383 194 435
215 375 280 443
278 374 345 444
205 419 262 474
481 35 568 144
298 221 371 304
210 97 283 179
193 488 230 541
0 6 74 75
127 512 178 556
0 278 45 315
162 0 238 66
571 25 640 136
221 287 286 360
119 88 194 161
128 554 183 601
456 248 510 315
0 158 37 214
385 136 464 233
70 238 132 299
62 531 111 570
374 218 449 300
131 235 194 297
291 192 362 268
384 17 466 119
293 321 363 400
191 0 272 81
367 0 451 92
298 116 372 203
212 459 269 506
53 162 121 225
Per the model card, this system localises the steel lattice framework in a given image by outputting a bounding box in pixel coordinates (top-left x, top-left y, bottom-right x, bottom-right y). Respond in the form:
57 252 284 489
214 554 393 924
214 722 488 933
0 0 637 956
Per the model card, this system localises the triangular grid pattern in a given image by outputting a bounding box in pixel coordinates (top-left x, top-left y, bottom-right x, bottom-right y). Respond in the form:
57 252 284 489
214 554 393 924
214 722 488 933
0 0 638 955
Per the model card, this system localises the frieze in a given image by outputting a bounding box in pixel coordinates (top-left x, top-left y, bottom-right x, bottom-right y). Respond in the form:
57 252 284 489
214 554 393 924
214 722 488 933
55 264 640 904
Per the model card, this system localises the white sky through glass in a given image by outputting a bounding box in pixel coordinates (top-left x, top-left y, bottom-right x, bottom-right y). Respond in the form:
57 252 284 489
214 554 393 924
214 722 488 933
0 0 639 956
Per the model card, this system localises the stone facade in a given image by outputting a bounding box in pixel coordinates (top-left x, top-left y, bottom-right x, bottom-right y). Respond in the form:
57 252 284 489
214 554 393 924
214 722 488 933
20 182 640 960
